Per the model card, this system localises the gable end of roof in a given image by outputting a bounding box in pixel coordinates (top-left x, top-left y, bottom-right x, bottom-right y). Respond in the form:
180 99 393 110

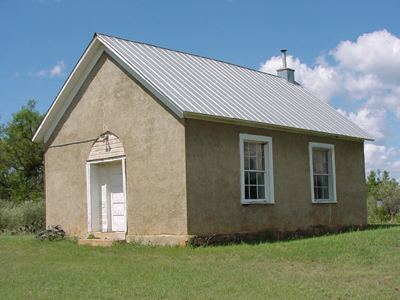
32 35 185 143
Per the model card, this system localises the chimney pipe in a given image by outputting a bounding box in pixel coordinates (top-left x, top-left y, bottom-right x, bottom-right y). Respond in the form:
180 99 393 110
276 49 295 84
280 49 287 68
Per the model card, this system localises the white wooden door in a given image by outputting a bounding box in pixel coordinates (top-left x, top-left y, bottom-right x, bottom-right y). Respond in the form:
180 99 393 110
99 167 109 233
97 161 126 232
109 163 126 232
100 182 108 232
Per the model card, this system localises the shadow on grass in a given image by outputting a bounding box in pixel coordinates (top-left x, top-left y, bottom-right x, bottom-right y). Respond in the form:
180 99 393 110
188 223 400 247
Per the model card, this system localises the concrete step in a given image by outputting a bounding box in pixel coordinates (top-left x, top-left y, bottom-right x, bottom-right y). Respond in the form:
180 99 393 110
78 239 113 247
90 232 126 241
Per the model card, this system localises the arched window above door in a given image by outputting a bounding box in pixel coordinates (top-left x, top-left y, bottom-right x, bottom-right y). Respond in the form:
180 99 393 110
87 131 125 161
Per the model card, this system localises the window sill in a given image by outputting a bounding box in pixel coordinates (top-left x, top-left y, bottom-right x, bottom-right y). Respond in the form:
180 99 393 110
241 200 274 205
312 200 337 204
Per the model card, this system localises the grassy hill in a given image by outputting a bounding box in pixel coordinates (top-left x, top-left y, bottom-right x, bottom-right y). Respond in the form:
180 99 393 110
0 226 399 299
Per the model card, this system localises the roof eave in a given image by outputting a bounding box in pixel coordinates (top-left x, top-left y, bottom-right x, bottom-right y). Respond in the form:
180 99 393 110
183 111 374 142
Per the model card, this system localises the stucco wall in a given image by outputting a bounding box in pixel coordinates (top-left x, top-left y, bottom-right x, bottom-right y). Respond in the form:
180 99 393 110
185 119 367 235
45 53 187 237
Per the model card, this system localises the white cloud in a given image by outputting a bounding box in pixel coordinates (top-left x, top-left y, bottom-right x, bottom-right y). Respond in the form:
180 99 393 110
364 143 400 175
32 60 66 78
379 87 400 118
338 108 386 140
364 143 387 170
35 69 48 78
260 29 400 178
343 73 383 100
260 55 340 101
260 30 400 109
50 61 65 77
333 29 400 82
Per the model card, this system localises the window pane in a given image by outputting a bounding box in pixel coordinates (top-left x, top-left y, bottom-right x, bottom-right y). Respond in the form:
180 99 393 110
314 186 330 200
249 172 257 184
250 186 257 199
313 150 323 173
257 185 265 199
256 143 263 157
250 157 256 170
313 150 329 174
244 142 249 157
321 175 329 187
245 186 250 199
322 187 329 200
245 171 249 184
257 172 264 185
314 175 322 187
314 175 329 188
244 157 250 170
249 143 256 156
314 187 321 200
257 157 264 171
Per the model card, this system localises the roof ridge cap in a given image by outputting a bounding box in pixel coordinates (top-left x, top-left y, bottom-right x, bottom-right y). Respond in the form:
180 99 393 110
95 32 288 81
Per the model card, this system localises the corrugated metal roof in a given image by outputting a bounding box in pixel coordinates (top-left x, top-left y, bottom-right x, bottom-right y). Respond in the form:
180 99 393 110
97 34 372 140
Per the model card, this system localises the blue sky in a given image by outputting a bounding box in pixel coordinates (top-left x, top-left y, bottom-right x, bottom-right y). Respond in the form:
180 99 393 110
1 0 400 178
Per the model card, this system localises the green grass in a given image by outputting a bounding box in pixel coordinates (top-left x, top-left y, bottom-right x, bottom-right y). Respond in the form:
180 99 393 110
1 227 399 299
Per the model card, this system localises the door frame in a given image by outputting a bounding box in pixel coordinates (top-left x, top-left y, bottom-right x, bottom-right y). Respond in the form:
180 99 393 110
86 156 127 233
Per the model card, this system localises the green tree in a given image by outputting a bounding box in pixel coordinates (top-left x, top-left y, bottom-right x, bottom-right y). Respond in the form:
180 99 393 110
0 100 44 202
367 169 400 223
366 170 379 198
379 176 400 220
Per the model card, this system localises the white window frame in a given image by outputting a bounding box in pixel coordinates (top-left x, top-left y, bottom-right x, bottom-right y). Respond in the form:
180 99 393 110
309 142 337 203
239 133 274 204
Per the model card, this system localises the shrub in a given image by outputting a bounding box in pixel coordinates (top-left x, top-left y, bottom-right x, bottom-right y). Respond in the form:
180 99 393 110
0 200 45 233
36 225 65 241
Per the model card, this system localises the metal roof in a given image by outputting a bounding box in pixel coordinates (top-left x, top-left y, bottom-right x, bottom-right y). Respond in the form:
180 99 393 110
32 33 373 143
97 34 372 140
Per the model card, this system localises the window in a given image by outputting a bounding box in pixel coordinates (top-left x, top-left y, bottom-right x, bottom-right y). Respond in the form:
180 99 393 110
240 134 274 204
309 142 337 203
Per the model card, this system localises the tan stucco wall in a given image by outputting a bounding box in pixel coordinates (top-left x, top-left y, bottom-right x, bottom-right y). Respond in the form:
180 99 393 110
185 119 367 235
44 52 367 241
45 53 187 237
